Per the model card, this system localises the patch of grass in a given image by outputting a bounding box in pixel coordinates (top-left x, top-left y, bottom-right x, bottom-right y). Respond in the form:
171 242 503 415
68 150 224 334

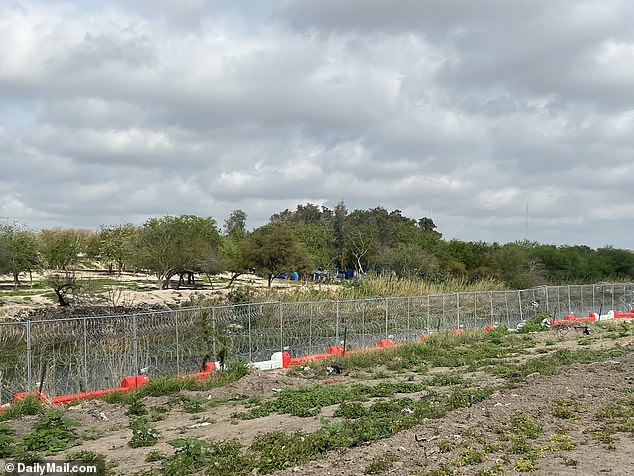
543 433 576 451
475 464 506 476
438 440 456 453
180 395 208 414
0 423 17 458
457 448 485 466
145 450 164 463
551 399 582 420
0 393 43 421
514 459 536 472
510 413 542 439
79 426 105 441
334 401 367 419
150 406 170 422
364 451 399 474
65 449 107 474
100 391 136 405
125 397 148 416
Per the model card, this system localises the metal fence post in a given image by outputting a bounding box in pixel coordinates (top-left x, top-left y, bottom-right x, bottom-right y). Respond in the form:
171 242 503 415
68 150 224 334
384 297 389 338
132 314 138 375
406 296 411 338
26 320 32 391
456 292 461 329
473 292 477 329
567 285 571 314
175 310 180 375
248 303 253 362
83 315 88 391
518 290 523 322
279 301 284 352
335 300 340 345
212 307 216 360
362 299 366 348
307 301 312 355
489 291 494 326
504 292 510 329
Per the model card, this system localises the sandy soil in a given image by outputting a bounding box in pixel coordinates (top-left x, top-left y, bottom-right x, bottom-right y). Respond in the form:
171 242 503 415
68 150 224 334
0 270 317 320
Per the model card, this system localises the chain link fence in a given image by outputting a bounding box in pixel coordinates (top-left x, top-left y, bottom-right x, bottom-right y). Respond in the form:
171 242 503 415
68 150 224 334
1 283 633 400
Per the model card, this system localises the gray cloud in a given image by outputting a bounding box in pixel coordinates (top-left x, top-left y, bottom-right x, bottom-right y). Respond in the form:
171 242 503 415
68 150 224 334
1 0 633 249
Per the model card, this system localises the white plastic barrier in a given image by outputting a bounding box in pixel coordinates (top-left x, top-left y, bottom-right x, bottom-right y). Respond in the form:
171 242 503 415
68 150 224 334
249 351 288 371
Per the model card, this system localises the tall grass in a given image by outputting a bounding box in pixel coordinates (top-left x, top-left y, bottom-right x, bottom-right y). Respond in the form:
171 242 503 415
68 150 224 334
260 276 507 302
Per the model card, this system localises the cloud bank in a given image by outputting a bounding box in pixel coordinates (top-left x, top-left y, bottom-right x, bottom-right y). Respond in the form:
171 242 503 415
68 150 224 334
1 0 633 248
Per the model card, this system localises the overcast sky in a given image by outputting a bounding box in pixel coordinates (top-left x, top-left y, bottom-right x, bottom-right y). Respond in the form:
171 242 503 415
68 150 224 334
1 1 633 249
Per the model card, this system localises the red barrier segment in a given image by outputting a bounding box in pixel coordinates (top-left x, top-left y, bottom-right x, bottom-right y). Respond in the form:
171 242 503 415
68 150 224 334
614 310 634 319
12 390 47 403
9 375 152 407
183 362 216 381
485 325 495 331
377 339 395 348
121 375 150 388
454 329 464 334
288 351 335 366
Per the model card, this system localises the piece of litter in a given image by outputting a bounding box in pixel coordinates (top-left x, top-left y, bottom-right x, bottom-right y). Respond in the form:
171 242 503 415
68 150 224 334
189 422 212 429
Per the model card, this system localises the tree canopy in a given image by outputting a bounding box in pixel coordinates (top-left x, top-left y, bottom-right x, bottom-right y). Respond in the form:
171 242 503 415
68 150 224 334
2 202 634 293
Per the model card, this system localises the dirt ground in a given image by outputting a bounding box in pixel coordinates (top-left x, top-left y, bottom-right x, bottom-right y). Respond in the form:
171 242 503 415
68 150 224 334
275 350 634 475
0 270 315 320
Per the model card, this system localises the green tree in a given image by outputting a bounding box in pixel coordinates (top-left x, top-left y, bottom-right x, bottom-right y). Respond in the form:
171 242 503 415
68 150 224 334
0 222 42 287
494 242 532 289
98 224 137 274
132 215 221 289
290 222 333 270
377 243 438 278
241 225 311 287
332 200 348 269
223 209 248 237
39 228 84 271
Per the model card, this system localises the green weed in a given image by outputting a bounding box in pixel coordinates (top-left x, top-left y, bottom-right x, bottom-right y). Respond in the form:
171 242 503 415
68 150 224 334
0 394 43 421
551 399 581 420
364 451 399 474
23 410 79 455
128 418 160 448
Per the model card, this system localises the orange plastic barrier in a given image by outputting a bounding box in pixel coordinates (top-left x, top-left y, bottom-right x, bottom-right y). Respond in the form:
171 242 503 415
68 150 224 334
377 339 395 347
184 362 216 381
12 390 47 403
614 310 634 319
288 346 345 366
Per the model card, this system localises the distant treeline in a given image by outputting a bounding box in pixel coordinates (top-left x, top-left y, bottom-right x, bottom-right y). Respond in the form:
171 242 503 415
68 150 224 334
1 202 633 290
